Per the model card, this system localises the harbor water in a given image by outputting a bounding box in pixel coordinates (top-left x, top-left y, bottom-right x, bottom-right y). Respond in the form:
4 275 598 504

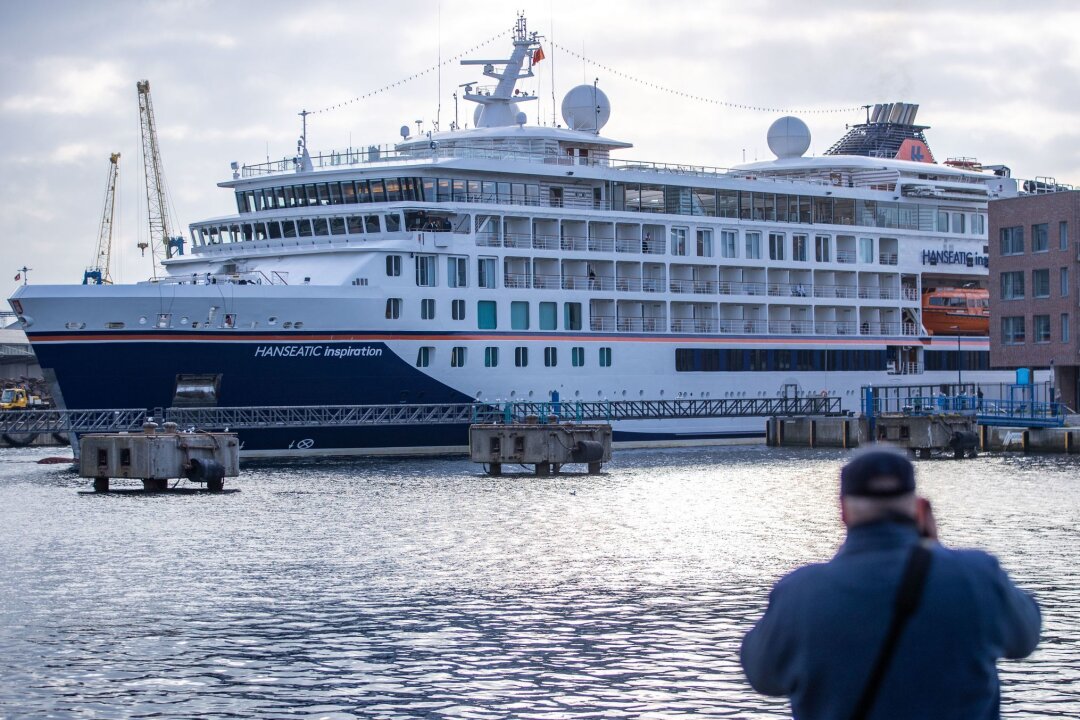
1 445 1077 718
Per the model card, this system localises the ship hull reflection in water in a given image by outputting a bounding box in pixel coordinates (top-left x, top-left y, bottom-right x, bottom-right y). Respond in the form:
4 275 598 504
0 446 1074 717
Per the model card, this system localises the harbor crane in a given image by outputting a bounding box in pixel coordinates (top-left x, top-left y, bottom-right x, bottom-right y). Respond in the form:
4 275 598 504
83 153 120 285
136 80 184 269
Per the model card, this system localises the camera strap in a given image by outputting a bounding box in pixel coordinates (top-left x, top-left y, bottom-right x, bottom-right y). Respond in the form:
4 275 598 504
849 540 934 720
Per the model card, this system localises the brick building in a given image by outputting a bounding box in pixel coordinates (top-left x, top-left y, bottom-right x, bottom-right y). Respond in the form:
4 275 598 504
988 189 1080 408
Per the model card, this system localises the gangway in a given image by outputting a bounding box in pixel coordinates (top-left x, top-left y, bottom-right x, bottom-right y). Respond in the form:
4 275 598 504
1 396 843 437
862 385 1065 428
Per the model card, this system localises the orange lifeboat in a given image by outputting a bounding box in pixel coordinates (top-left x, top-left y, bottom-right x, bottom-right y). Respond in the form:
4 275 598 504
922 287 989 335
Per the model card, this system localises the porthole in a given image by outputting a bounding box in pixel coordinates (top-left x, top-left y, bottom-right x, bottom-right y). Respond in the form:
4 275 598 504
283 321 293 329
294 322 304 329
575 390 581 397
180 316 189 325
268 316 277 325
138 316 147 325
510 390 516 397
64 321 85 330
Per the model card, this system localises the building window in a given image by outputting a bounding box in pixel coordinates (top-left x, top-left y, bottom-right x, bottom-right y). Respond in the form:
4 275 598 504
745 231 762 259
452 299 466 320
1032 269 1050 298
544 347 558 367
1000 271 1025 300
670 227 687 256
515 347 528 367
1034 315 1051 343
792 234 808 262
447 256 468 287
416 346 432 367
478 256 497 288
1062 268 1070 298
415 254 436 286
386 255 401 276
1060 221 1069 251
1000 226 1024 255
477 300 497 329
769 232 785 261
539 302 557 330
1032 223 1049 253
721 229 737 258
564 302 583 330
696 228 714 257
385 298 401 319
484 346 499 367
1002 316 1025 344
858 237 874 263
815 235 831 262
511 301 529 330
421 298 436 319
1063 314 1070 343
571 346 585 367
599 347 612 367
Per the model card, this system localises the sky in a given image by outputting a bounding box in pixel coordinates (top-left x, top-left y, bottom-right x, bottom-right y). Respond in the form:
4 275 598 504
3 0 1080 288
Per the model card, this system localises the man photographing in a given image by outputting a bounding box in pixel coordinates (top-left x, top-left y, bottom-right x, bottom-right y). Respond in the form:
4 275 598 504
741 449 1041 719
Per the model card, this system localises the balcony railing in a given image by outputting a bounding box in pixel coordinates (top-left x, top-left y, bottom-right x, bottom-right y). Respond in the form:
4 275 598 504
671 318 718 333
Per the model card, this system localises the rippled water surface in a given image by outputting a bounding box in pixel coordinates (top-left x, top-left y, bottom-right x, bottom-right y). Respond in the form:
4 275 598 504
1 445 1077 718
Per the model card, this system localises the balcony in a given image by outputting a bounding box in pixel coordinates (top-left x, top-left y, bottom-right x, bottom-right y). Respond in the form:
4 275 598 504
671 318 718 333
670 279 719 294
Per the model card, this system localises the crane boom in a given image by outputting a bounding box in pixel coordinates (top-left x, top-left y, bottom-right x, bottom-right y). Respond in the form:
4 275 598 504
136 80 183 267
83 152 120 285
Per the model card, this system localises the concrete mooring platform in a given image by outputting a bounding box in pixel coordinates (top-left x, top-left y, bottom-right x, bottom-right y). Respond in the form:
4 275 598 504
469 422 612 475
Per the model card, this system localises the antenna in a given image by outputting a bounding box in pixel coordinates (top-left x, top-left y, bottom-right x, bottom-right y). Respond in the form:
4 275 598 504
298 109 310 150
550 14 557 126
436 1 442 132
862 104 872 124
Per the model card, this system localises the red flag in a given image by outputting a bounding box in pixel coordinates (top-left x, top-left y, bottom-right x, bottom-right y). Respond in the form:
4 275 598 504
13 273 20 281
532 46 545 64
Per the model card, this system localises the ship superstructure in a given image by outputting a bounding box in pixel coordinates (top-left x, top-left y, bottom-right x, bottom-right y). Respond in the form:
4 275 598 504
9 18 1012 456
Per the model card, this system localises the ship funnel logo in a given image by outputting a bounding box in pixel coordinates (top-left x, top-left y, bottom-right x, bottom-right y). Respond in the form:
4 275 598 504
896 138 935 164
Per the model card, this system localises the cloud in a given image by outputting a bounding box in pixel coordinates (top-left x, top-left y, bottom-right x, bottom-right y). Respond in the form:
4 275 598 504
2 58 127 116
48 143 96 164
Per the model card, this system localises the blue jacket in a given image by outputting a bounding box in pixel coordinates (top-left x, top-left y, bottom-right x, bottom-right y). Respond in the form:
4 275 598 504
741 520 1041 719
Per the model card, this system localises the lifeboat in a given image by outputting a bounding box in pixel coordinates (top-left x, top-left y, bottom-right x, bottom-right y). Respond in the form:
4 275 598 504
922 287 989 335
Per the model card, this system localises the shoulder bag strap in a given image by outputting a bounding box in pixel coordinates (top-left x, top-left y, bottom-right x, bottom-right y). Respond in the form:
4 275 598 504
849 540 934 720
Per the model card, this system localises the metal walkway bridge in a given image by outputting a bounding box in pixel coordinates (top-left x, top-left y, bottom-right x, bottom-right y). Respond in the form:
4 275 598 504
0 396 842 436
864 384 1066 429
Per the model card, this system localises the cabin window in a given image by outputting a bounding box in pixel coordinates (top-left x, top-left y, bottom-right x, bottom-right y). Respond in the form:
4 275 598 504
386 255 401 277
815 235 831 262
564 302 582 331
539 302 557 330
477 301 497 330
511 301 530 330
451 346 466 367
514 347 528 367
478 257 497 289
937 210 949 233
745 231 762 259
769 232 785 261
598 347 612 367
792 234 808 261
696 228 714 257
416 346 432 367
448 256 468 288
415 255 437 286
858 237 874 264
721 230 737 258
571 347 585 367
670 227 687 256
452 299 466 321
385 298 402 319
544 347 558 367
421 299 436 320
484 347 499 367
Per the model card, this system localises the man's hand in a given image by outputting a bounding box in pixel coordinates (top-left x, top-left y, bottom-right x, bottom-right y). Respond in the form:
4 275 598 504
916 496 938 540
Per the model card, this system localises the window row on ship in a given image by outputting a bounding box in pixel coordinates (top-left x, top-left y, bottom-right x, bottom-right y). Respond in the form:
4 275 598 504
382 295 914 337
231 175 987 235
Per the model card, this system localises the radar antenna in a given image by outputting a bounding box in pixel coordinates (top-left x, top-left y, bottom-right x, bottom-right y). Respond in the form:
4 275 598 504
136 80 184 273
83 153 120 285
460 13 542 128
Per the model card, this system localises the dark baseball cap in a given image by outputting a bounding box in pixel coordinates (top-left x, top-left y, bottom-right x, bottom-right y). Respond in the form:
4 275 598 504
841 449 915 497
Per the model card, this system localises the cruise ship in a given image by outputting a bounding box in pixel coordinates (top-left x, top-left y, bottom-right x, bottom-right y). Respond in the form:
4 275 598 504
8 18 1020 456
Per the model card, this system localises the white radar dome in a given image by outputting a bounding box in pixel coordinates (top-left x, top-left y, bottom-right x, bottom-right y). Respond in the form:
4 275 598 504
561 85 611 132
767 116 811 159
